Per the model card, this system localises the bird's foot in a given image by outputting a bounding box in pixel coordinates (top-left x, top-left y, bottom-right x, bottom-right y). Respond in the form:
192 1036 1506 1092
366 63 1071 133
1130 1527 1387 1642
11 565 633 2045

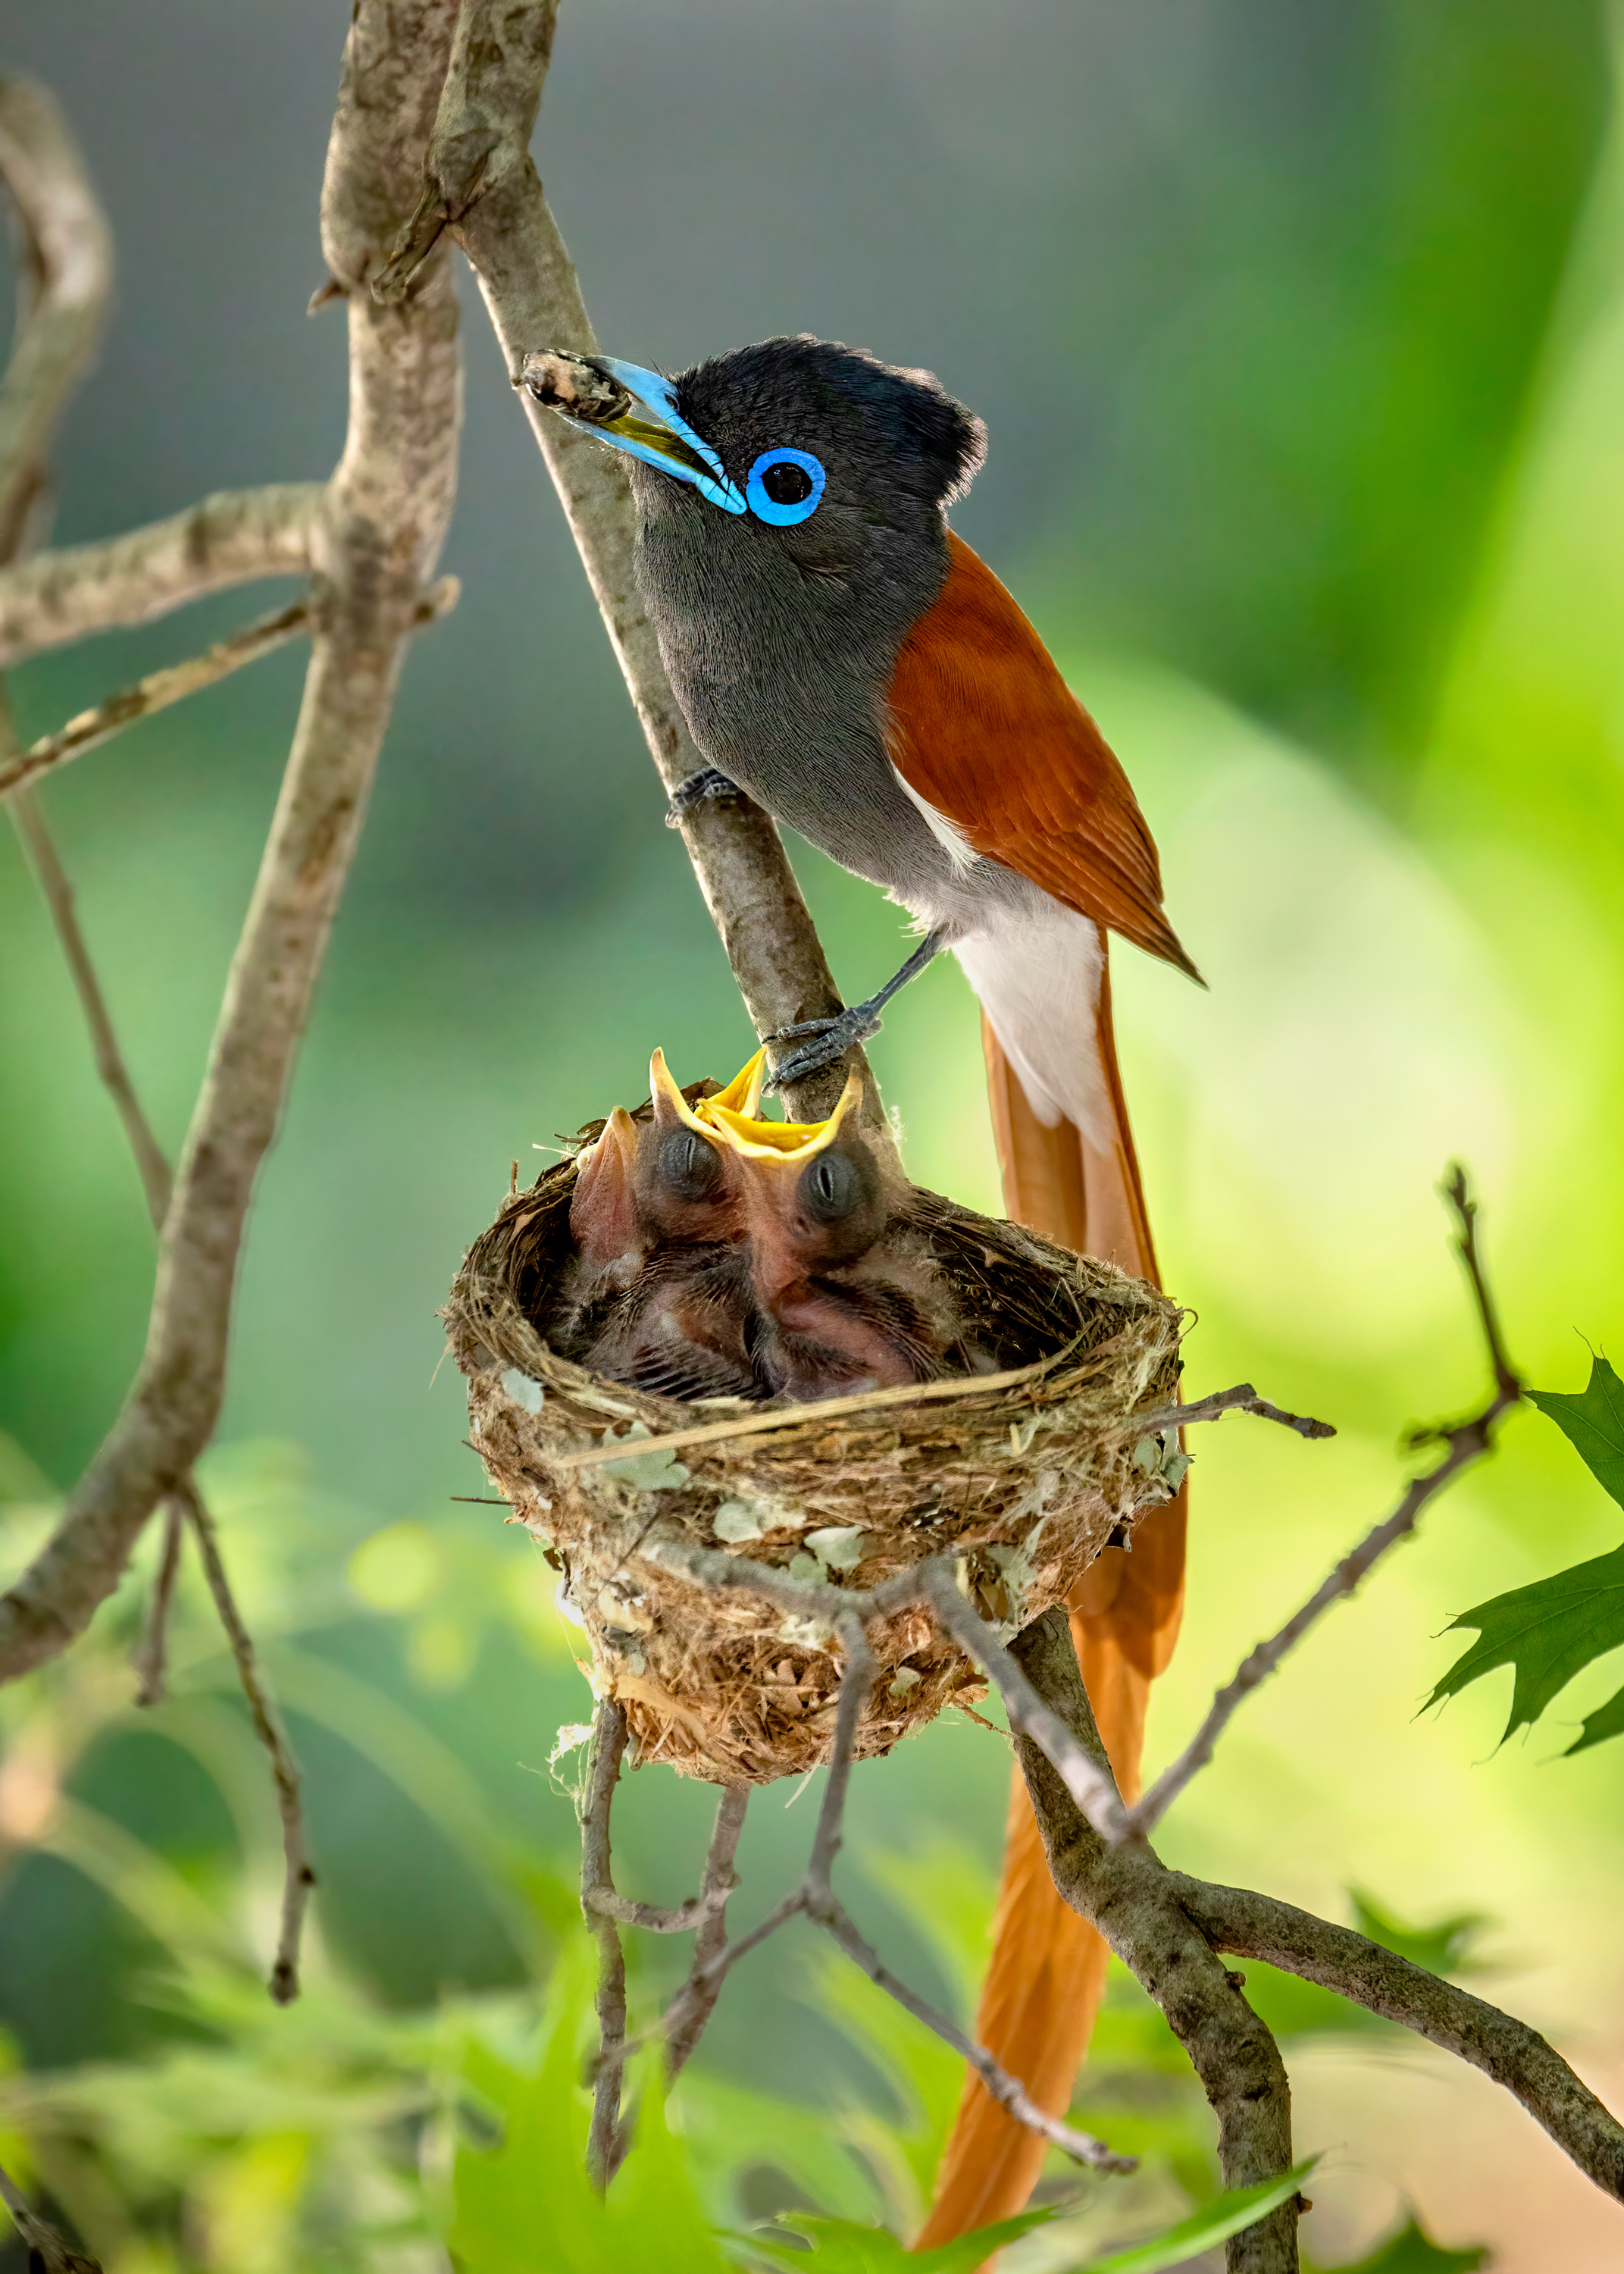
665 767 741 827
762 1004 882 1092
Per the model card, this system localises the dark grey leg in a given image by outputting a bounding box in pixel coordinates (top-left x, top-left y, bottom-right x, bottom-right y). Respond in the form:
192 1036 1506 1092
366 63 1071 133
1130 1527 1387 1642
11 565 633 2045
665 767 742 827
762 929 948 1092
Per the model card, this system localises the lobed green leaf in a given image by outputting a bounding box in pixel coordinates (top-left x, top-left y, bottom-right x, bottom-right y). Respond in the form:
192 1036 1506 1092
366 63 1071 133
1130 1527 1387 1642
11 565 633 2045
1308 2212 1487 2271
1528 1355 1624 1509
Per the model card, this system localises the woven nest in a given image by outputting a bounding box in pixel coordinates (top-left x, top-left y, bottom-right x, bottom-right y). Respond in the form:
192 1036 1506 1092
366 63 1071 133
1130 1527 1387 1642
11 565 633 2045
445 1084 1187 1787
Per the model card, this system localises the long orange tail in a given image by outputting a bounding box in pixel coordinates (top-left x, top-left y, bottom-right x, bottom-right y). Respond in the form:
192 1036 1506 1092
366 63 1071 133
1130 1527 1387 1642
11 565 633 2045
915 941 1187 2248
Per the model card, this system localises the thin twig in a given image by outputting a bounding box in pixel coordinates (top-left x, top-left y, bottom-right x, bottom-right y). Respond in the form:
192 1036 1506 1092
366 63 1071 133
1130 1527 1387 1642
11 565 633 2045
7 713 306 1983
0 2160 101 2274
0 484 322 666
130 1499 185 1708
1439 1160 1520 1403
580 1721 734 1936
821 1893 1137 2174
1129 1383 1335 1441
584 1883 732 1934
0 597 310 800
5 762 173 1226
1125 1170 1522 1840
179 1479 313 2003
0 578 457 803
809 1615 873 1890
665 1783 749 2083
581 1700 631 2188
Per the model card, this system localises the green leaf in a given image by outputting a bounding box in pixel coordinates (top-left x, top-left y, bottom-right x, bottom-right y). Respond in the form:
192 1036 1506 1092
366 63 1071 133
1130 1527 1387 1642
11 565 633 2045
1347 1891 1488 1976
1309 2213 1487 2272
676 2072 882 2227
1082 2160 1319 2274
1425 1536 1624 1741
1569 1677 1624 1756
449 1941 728 2274
1529 1355 1624 1508
724 2207 1053 2274
1424 1359 1624 1746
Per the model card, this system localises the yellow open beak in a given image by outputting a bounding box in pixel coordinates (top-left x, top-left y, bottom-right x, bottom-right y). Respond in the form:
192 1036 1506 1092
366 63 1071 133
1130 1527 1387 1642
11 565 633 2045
645 1045 857 1161
703 1048 767 1120
699 1063 863 1162
647 1046 718 1136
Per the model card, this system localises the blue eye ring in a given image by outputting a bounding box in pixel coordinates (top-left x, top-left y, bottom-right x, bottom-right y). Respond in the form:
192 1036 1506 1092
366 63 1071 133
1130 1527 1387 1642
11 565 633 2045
746 446 826 526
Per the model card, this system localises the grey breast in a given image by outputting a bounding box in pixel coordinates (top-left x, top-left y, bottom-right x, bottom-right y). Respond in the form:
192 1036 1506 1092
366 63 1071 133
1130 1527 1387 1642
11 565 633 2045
631 473 965 903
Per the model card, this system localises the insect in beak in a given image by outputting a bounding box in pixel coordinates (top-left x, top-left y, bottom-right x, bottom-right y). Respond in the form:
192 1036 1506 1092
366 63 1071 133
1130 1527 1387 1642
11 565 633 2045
519 348 746 513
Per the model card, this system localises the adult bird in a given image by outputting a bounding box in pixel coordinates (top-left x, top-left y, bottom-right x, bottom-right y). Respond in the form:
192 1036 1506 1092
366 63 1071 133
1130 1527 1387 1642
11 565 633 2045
526 337 1196 2241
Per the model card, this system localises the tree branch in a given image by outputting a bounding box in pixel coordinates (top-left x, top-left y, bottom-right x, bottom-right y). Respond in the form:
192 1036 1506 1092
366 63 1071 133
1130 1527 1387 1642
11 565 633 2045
130 1499 185 1707
0 0 465 1685
580 1699 631 2188
1179 1878 1624 2201
1125 1170 1522 1840
1009 1610 1300 2271
0 77 111 559
664 1782 749 2084
0 484 323 667
0 2161 100 2274
373 0 874 1129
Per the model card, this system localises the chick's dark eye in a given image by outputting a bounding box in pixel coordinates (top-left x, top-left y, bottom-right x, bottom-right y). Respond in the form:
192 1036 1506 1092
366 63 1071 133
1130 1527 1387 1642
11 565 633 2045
799 1150 864 1223
746 447 825 527
658 1129 724 1201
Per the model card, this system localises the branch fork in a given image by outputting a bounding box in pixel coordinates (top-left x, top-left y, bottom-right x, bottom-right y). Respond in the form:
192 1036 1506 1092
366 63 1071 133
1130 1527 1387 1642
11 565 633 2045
580 1612 1136 2192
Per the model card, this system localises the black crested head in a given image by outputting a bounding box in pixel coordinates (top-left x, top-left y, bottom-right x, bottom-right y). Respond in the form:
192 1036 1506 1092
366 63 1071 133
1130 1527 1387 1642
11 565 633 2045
673 337 985 515
625 337 988 894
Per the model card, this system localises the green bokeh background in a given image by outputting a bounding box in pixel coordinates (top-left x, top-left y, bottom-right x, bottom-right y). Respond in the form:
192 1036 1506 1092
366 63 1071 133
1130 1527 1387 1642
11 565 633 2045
2 3 1622 2268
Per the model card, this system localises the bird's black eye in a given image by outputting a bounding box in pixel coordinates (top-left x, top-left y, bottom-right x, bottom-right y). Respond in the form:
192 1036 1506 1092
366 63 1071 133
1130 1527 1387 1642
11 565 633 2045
657 1129 724 1201
799 1148 869 1223
746 447 825 526
762 460 812 506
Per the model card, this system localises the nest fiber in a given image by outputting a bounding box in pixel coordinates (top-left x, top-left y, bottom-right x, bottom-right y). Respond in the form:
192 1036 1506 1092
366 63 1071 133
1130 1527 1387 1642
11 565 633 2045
446 1148 1186 1787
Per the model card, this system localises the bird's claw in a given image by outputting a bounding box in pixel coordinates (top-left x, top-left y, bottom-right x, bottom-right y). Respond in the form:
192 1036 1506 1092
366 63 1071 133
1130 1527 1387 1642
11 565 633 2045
762 1007 881 1092
665 767 741 828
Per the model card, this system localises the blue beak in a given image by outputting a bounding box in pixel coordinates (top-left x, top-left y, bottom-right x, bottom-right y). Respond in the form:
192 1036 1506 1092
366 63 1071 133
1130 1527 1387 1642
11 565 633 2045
520 349 746 515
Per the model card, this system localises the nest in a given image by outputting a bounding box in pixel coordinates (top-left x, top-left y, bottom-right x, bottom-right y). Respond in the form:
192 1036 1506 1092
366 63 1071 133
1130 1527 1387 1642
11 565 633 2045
445 1118 1187 1787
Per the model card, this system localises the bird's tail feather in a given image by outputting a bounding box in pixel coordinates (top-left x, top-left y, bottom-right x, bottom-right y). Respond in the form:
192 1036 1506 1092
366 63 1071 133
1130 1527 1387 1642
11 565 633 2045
913 941 1187 2251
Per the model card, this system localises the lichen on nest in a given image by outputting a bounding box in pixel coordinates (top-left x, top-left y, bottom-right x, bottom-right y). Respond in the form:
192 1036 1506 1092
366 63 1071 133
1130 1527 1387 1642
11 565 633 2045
444 1060 1187 1787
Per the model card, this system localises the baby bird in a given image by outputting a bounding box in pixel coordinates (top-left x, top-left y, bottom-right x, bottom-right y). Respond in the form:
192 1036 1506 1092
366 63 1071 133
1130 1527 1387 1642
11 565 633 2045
559 1053 762 1402
699 1076 973 1399
537 1048 1086 1408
